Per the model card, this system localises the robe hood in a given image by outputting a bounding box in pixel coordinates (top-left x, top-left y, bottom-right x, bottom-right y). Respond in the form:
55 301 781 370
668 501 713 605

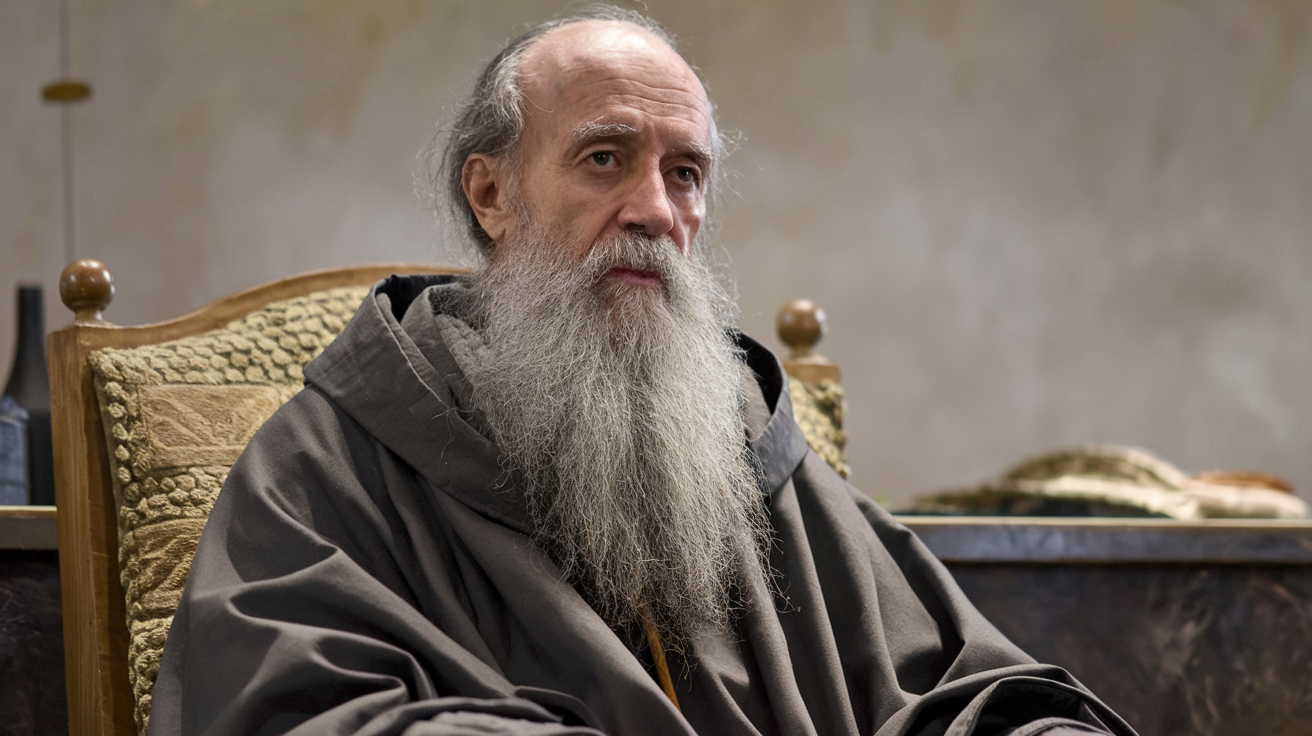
302 274 812 533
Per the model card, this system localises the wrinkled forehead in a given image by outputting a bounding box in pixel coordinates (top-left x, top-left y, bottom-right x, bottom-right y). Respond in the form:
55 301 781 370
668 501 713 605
517 20 714 140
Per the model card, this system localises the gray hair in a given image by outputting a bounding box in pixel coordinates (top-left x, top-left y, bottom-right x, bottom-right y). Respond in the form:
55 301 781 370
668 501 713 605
435 6 723 254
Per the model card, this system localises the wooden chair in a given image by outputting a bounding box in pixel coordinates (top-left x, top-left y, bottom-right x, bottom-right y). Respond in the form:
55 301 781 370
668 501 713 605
49 259 464 736
49 264 845 735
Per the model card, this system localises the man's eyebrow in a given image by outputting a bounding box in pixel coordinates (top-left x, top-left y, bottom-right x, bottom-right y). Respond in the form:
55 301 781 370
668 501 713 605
679 140 715 169
571 121 641 141
566 121 640 157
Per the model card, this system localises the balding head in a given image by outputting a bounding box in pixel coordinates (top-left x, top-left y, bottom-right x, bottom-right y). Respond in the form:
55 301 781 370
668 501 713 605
516 19 710 123
440 8 721 254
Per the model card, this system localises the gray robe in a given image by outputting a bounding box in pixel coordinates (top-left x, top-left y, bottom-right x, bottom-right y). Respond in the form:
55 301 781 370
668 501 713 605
149 276 1133 736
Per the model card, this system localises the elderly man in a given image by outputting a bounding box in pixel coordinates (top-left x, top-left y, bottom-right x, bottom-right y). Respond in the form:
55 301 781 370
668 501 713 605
149 9 1132 736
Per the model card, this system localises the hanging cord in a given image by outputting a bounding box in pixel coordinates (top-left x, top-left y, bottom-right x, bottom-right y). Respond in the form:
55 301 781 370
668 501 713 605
639 608 681 712
59 0 76 265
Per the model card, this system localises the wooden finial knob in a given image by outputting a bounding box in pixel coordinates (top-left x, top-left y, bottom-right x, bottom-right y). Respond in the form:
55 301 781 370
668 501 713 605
777 298 840 383
777 299 826 359
60 259 114 323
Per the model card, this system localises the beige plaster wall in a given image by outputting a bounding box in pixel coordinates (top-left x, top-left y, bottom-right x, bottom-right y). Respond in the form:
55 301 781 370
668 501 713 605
3 0 1310 505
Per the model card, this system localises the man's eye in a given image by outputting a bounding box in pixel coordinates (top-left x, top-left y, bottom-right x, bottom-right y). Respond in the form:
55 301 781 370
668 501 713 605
589 151 613 166
673 167 699 184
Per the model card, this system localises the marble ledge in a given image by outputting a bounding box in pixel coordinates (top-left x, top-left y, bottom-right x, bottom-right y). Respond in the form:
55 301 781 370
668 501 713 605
5 507 1312 563
896 516 1312 565
0 506 58 550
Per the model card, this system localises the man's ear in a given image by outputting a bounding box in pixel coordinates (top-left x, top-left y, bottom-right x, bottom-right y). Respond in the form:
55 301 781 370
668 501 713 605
462 154 512 245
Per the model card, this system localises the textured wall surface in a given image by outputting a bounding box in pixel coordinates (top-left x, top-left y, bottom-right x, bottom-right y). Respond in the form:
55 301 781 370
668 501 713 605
2 1 1310 505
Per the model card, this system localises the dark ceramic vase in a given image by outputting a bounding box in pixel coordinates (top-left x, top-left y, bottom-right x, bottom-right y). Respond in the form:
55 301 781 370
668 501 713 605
3 285 55 505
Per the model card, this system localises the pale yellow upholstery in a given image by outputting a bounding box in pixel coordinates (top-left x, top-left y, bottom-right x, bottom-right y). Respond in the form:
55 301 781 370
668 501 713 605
789 376 849 479
88 286 370 734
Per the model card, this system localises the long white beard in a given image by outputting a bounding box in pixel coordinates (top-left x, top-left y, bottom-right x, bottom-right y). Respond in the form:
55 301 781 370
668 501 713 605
462 225 770 649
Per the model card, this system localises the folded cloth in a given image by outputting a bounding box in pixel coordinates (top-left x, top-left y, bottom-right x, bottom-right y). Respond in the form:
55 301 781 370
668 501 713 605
906 444 1307 519
1003 717 1112 735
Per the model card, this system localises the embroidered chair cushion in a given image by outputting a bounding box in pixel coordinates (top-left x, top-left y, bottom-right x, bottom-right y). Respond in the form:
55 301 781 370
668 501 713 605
789 376 849 479
88 286 370 735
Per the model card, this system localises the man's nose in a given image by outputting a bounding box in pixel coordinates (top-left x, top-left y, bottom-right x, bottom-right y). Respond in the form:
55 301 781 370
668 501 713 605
617 164 676 243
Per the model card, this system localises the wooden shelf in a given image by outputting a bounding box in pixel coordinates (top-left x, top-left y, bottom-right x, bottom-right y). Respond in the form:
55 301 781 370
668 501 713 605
0 505 59 550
